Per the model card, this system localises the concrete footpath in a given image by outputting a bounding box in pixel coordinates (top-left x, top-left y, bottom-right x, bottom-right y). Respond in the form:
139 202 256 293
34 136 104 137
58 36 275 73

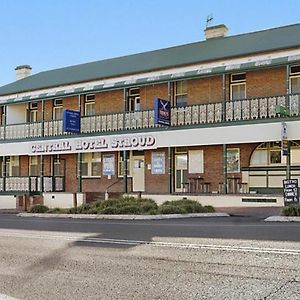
215 206 300 222
17 212 230 220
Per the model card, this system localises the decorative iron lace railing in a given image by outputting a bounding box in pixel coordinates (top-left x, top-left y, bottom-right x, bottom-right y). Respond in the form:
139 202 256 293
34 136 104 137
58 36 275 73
1 94 299 140
0 176 65 192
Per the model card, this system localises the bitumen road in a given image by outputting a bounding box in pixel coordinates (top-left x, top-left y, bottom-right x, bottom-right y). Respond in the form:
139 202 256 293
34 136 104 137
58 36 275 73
0 213 299 242
0 214 299 299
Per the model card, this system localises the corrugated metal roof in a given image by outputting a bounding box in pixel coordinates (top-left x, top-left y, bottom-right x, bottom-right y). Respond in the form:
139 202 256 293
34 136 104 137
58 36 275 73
1 23 300 96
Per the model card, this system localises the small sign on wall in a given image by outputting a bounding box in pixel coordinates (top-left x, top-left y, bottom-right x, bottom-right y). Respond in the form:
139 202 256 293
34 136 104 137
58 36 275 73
103 154 115 176
151 152 165 174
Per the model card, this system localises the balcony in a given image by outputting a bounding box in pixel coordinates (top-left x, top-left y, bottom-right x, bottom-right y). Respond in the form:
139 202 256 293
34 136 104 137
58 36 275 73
1 93 299 141
0 176 65 193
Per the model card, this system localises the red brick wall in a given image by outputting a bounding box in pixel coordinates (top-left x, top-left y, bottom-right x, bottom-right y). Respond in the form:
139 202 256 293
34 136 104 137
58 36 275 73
246 67 286 98
140 83 169 110
144 149 169 194
188 76 223 104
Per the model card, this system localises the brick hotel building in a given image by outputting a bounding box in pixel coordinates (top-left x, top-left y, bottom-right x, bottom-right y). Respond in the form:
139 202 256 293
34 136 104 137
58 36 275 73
0 23 300 209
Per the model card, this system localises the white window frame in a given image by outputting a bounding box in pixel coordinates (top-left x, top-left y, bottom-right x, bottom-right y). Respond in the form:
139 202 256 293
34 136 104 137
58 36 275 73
188 150 204 174
289 66 300 94
127 88 140 112
84 94 95 116
28 102 38 122
53 99 63 120
174 80 187 107
81 152 101 177
230 73 246 100
226 148 240 173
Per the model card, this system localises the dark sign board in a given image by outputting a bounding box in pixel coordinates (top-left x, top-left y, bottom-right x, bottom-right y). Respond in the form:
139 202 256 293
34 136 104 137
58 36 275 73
283 179 299 205
63 110 81 134
154 98 171 126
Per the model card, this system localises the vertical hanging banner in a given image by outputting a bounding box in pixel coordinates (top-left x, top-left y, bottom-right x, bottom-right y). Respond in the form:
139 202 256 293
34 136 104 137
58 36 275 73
154 98 171 126
63 110 81 134
281 122 289 156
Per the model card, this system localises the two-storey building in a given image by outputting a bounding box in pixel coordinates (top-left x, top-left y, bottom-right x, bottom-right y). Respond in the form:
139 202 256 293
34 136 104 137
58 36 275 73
0 23 300 209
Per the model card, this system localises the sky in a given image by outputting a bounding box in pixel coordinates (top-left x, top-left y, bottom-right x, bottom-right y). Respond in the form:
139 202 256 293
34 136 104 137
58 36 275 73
0 0 299 86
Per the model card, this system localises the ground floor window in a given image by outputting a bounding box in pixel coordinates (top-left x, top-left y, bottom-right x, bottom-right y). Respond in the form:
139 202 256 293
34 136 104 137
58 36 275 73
227 148 240 173
188 150 204 174
81 152 101 177
52 155 65 176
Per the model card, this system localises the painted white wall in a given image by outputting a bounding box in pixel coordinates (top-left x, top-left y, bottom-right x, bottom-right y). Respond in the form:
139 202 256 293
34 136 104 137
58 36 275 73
6 103 27 125
43 193 84 208
141 194 284 207
0 196 17 209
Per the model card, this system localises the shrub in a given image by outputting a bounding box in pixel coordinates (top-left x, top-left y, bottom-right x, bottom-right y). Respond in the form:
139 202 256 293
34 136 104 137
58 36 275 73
158 199 215 214
157 204 186 215
159 199 198 214
282 205 300 216
202 205 215 213
47 207 62 214
30 204 49 213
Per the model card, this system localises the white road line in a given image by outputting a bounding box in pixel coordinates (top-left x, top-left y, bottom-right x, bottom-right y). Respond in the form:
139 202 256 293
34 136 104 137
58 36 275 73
0 294 19 300
82 238 300 255
0 229 299 256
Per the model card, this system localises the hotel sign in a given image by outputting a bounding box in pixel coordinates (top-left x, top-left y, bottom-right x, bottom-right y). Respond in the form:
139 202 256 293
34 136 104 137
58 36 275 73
30 134 156 155
154 98 171 126
63 109 81 134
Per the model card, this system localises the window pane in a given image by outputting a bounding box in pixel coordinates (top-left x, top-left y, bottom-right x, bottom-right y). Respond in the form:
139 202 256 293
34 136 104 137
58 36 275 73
176 96 187 107
231 84 246 100
291 77 300 94
85 103 95 116
81 162 88 176
227 149 240 173
92 162 101 176
270 150 281 164
92 152 101 161
53 107 63 120
30 166 38 176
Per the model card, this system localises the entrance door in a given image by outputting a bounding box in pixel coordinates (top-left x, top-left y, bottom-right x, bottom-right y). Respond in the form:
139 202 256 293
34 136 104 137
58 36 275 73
175 154 188 192
132 156 145 192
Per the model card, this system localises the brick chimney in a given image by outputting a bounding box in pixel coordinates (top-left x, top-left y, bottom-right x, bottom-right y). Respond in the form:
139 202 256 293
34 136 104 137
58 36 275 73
15 65 32 80
204 24 228 39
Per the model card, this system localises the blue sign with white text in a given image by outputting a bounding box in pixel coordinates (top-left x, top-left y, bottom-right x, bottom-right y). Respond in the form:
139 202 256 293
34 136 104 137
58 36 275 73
154 98 171 126
63 109 81 134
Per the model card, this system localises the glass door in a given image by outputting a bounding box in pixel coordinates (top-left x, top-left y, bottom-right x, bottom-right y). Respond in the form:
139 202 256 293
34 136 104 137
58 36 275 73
175 154 188 192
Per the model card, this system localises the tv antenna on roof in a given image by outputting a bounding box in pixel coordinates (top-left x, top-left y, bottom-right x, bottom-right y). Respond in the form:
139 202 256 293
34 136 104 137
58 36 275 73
206 14 213 28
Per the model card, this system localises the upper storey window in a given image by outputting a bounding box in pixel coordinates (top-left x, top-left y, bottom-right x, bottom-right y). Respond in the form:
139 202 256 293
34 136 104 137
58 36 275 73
28 102 38 122
230 73 246 100
174 80 187 107
53 99 63 120
290 65 300 94
84 94 95 116
127 88 140 112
